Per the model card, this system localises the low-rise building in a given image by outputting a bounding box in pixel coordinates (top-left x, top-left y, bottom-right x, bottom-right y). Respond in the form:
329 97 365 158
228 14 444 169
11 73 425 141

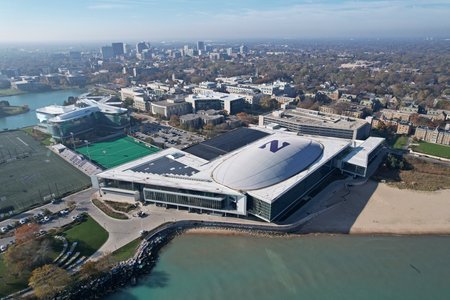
396 122 412 135
151 99 192 118
185 92 245 115
414 126 450 145
259 108 371 140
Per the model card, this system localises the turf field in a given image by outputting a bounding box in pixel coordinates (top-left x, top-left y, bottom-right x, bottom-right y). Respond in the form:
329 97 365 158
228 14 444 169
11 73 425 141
0 130 91 216
76 136 159 169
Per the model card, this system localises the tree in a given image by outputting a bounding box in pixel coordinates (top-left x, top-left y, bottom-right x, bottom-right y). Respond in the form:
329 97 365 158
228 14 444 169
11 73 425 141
29 264 71 299
79 261 101 279
259 95 278 111
122 97 134 108
15 223 40 244
4 239 52 277
169 115 180 127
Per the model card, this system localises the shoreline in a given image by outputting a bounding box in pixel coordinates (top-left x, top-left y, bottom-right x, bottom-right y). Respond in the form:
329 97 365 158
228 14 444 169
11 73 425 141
184 226 450 237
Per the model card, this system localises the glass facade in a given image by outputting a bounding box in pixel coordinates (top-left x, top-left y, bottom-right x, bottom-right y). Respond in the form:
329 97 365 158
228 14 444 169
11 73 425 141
49 114 96 140
247 163 334 221
144 188 225 210
49 110 130 141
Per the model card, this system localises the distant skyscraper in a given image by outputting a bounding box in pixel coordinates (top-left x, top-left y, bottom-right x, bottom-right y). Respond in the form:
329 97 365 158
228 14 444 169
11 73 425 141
123 43 131 55
197 41 205 51
226 47 233 56
112 42 124 57
239 45 248 54
101 46 114 59
136 41 149 54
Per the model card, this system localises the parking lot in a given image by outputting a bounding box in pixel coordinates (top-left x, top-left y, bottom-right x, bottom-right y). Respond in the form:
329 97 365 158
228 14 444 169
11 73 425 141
133 122 204 149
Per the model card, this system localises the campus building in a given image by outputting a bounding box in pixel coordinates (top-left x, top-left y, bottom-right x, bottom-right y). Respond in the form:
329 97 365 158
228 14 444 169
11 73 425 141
93 127 384 222
36 98 129 142
185 92 245 115
259 108 371 140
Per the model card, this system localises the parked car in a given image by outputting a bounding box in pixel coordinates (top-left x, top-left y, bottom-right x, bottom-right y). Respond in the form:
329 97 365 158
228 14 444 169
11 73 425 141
71 214 81 221
138 211 147 218
51 198 62 204
43 216 51 222
0 227 8 233
0 245 8 252
59 209 69 215
19 218 28 225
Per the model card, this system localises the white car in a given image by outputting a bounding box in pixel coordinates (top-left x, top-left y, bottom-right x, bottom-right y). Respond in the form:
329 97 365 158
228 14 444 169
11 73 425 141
0 245 8 252
71 214 81 221
43 216 51 222
19 218 28 225
59 209 69 215
0 227 8 233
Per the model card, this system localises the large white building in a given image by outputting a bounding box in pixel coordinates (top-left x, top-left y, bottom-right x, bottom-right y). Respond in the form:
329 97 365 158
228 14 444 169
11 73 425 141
185 92 245 115
93 127 384 222
36 97 129 142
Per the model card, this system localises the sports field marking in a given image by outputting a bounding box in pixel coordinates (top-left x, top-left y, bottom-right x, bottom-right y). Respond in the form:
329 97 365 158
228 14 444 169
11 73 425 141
16 137 29 146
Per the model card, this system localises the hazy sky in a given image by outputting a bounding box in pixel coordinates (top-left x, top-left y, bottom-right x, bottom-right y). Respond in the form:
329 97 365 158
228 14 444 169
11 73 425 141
0 0 449 42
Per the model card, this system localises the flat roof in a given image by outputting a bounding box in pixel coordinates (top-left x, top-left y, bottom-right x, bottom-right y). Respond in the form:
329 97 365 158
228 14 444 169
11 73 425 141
184 127 269 161
186 92 244 103
264 108 369 130
129 156 199 176
97 128 351 203
342 137 385 168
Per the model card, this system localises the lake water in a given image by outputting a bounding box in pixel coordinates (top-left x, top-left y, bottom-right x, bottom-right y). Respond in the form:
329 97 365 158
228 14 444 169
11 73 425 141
0 89 85 130
108 234 450 300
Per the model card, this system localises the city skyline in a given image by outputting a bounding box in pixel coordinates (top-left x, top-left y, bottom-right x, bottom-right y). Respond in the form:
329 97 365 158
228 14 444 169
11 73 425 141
0 0 450 43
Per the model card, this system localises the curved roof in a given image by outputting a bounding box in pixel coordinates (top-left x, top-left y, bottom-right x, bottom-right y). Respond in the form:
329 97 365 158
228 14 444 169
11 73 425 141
212 135 323 191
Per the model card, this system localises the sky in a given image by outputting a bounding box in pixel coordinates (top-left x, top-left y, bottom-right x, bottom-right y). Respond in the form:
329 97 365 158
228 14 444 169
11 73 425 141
0 0 449 43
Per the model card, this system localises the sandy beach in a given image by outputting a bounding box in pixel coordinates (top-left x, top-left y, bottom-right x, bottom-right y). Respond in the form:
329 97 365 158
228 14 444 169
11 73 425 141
301 180 450 235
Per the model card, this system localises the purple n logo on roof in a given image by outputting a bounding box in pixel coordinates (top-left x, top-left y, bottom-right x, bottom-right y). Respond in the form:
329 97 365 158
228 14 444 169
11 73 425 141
259 140 290 153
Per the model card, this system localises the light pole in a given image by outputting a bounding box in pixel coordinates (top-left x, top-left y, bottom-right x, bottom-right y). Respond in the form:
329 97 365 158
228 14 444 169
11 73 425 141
70 132 76 151
84 140 91 161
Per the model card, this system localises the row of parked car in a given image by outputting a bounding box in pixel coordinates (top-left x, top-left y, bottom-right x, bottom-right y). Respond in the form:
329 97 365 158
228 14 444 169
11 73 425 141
0 208 81 235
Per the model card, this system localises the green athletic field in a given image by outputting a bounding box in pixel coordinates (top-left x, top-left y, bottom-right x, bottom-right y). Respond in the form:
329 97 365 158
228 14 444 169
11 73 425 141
76 136 159 169
0 130 90 216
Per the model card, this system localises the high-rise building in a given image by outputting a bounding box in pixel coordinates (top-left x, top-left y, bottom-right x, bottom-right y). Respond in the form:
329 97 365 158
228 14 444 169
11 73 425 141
239 44 248 54
197 41 205 51
136 41 149 54
112 42 125 57
123 43 131 54
101 46 114 59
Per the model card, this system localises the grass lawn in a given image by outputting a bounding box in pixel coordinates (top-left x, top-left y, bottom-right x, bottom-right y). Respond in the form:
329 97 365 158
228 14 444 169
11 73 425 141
0 257 29 298
412 141 450 159
0 88 26 97
112 238 141 261
392 135 408 149
63 216 109 257
22 127 52 146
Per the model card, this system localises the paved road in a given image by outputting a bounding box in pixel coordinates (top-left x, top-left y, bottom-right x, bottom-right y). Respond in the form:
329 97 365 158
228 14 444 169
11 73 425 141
0 189 95 247
0 188 265 259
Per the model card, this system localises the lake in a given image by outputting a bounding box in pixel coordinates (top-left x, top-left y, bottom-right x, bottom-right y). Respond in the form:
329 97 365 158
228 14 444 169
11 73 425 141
108 234 450 300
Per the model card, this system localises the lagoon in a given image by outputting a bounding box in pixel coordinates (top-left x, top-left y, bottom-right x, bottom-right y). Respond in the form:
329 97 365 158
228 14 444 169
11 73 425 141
0 89 85 130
